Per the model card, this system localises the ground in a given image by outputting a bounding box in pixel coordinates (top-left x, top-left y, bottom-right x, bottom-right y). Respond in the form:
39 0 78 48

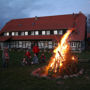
0 50 90 90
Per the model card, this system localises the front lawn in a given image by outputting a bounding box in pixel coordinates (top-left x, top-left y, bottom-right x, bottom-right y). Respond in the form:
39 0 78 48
0 50 90 90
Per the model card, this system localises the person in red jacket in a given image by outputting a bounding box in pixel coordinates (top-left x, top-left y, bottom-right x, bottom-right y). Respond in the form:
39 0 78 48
25 49 31 65
32 44 40 56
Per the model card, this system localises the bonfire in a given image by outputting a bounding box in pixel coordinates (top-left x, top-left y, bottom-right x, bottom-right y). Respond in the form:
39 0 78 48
32 29 79 78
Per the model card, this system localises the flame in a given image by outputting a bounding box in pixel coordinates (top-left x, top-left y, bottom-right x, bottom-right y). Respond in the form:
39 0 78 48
45 29 77 74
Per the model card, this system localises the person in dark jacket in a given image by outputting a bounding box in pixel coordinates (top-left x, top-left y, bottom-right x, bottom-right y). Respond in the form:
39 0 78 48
31 53 39 64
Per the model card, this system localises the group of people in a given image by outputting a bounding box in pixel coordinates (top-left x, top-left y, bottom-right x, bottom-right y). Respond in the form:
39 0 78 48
2 44 46 68
21 44 46 66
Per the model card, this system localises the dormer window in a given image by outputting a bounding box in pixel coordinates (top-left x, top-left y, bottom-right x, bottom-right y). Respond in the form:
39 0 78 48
35 31 39 35
12 32 15 36
58 30 63 35
42 31 45 35
7 32 9 36
25 31 28 35
4 32 9 36
31 31 34 35
54 30 58 35
15 32 18 36
21 32 24 36
46 31 50 35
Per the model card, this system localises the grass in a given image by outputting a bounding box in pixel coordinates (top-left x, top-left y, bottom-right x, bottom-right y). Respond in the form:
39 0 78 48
0 50 90 90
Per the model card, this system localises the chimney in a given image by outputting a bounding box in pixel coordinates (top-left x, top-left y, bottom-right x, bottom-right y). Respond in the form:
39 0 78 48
35 16 38 20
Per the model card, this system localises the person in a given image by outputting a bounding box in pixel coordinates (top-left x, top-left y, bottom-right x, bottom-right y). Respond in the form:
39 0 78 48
2 47 9 68
31 53 39 64
21 57 27 66
32 44 40 56
40 53 46 63
25 49 31 65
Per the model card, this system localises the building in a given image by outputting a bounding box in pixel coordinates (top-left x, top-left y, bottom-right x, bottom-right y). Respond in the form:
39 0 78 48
0 12 87 52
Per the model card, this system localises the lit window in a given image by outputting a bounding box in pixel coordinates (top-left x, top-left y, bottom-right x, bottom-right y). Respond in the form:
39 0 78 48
35 31 39 35
21 32 24 36
31 31 34 35
42 31 45 35
15 32 18 36
54 30 58 35
58 30 63 35
25 32 28 35
12 32 15 36
7 32 9 36
46 31 50 35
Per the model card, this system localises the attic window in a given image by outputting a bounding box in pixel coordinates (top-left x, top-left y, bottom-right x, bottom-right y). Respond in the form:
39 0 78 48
21 32 24 36
25 31 28 35
54 30 58 35
58 30 63 35
31 31 34 35
46 31 50 35
12 32 15 36
15 32 18 36
4 32 9 36
42 31 45 35
35 31 39 35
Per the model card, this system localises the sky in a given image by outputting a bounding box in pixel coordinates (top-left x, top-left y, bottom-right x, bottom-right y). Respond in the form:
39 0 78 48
0 0 90 30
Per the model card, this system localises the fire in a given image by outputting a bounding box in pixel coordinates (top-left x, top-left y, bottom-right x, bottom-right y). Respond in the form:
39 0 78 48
45 29 78 75
32 29 79 78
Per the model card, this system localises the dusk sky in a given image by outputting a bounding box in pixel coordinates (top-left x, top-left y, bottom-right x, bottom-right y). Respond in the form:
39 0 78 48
0 0 90 30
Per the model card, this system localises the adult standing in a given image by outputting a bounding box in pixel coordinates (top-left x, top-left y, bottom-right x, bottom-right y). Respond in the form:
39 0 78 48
2 47 9 68
32 43 40 56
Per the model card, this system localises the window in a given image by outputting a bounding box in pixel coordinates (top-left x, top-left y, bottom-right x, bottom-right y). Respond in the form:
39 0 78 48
15 32 18 36
71 42 76 47
31 31 34 35
19 41 22 48
21 32 24 36
4 32 7 36
25 31 28 35
42 31 45 35
7 32 9 36
54 30 58 35
35 31 39 35
58 30 63 35
48 41 53 49
4 32 9 36
12 32 15 36
46 31 50 35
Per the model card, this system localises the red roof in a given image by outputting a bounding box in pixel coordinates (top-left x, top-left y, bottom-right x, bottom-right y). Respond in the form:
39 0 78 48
0 12 86 41
0 36 11 42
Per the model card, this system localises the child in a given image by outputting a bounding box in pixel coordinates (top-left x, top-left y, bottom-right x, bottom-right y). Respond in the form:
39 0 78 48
40 53 46 63
21 57 27 66
31 54 39 64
